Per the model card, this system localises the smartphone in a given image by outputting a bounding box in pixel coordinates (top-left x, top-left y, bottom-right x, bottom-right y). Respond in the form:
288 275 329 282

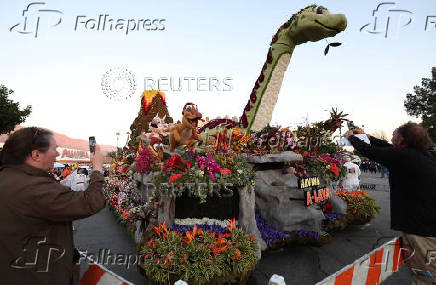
89 136 96 153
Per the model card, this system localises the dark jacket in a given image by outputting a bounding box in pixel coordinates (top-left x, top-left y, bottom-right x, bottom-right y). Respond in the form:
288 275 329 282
0 163 105 285
349 135 436 237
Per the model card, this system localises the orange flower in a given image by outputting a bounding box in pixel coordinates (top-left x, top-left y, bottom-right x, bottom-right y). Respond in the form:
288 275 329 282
145 252 152 259
191 225 203 237
249 234 257 243
226 218 236 233
153 225 162 237
121 209 130 220
183 225 202 245
161 221 170 239
233 248 242 260
147 239 157 247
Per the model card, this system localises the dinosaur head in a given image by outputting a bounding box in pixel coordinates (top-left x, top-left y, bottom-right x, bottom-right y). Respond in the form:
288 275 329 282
273 5 347 46
182 103 202 129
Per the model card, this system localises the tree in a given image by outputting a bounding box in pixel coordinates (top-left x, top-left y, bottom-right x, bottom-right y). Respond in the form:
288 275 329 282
0 85 32 134
404 67 436 142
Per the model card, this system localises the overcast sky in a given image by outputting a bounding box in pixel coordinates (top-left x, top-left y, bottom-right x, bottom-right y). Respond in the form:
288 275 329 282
1 0 435 146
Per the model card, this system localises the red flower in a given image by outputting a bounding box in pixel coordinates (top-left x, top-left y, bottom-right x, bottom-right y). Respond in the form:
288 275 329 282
169 173 183 184
162 154 186 172
220 168 231 175
186 161 192 169
330 163 339 176
322 202 333 212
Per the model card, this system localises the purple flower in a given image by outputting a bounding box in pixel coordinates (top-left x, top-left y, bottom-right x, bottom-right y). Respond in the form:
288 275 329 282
324 213 343 223
195 154 222 180
255 213 290 246
293 229 320 240
135 147 155 174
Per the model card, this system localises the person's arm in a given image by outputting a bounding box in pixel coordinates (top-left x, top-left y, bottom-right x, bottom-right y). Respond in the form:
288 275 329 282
15 171 106 221
17 145 106 221
348 135 404 167
351 127 392 148
368 136 393 148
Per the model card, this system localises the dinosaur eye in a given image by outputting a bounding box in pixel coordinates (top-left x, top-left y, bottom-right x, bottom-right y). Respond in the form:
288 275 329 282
186 105 192 112
316 6 325 14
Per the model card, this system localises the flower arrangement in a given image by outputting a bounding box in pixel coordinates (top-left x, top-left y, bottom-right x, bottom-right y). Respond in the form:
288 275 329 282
290 154 346 183
135 147 157 174
139 220 258 285
335 189 381 224
152 151 255 203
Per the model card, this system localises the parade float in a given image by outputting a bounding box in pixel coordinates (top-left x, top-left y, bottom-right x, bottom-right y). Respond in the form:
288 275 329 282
102 5 380 284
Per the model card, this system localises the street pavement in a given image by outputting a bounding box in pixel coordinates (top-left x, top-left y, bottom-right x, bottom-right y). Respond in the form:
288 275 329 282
73 172 413 285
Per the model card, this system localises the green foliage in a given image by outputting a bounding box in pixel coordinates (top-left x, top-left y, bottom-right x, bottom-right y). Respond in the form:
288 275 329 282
212 151 256 192
404 67 436 142
140 227 258 285
0 85 32 134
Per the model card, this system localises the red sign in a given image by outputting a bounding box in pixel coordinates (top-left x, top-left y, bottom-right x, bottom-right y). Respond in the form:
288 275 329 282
305 187 331 206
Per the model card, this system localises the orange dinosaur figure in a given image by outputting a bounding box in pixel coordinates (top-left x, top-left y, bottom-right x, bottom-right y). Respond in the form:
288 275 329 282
169 103 203 152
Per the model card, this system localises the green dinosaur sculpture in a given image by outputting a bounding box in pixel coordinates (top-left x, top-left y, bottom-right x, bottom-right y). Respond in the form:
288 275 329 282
239 4 347 133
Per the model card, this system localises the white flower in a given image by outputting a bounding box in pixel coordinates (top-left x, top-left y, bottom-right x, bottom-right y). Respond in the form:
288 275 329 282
174 217 238 228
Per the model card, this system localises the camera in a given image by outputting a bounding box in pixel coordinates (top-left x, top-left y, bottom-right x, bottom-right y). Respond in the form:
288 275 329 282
89 136 96 153
347 121 356 131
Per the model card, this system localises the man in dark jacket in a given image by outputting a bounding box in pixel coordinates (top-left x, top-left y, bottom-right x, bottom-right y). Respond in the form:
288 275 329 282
344 122 436 284
0 127 106 285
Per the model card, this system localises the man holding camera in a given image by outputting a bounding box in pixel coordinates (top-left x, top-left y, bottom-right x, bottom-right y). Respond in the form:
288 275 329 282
0 127 105 285
344 122 436 284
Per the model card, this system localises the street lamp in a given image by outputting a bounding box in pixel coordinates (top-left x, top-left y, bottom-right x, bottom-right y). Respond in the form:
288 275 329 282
125 132 130 148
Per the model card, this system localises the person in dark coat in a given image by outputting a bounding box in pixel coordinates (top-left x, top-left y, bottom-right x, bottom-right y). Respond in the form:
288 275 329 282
344 122 436 284
0 127 105 285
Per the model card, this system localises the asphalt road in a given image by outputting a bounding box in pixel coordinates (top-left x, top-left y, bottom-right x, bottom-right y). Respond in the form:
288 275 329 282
73 172 413 285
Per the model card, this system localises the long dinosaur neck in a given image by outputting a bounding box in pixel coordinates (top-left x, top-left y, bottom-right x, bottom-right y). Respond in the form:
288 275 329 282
240 42 296 133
